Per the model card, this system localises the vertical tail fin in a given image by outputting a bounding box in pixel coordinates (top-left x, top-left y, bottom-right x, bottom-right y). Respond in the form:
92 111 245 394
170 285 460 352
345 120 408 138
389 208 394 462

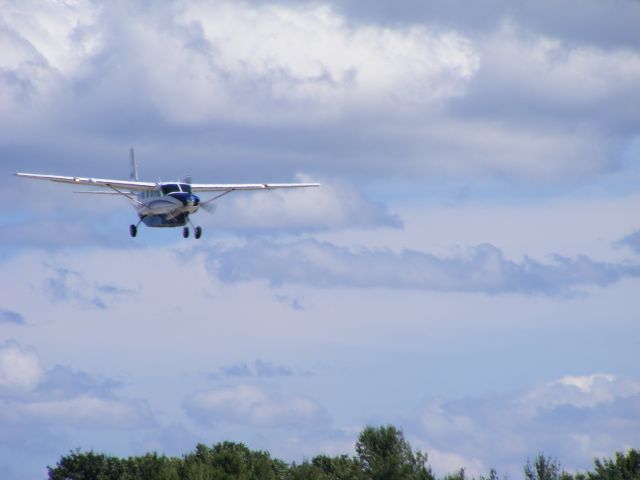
129 148 139 181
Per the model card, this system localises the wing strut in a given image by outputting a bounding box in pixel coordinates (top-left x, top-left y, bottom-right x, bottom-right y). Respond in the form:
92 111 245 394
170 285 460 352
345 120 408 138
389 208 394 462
106 184 144 207
205 189 234 203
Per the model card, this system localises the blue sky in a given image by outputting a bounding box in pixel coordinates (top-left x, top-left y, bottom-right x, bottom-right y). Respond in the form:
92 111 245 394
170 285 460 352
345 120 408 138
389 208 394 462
1 1 640 479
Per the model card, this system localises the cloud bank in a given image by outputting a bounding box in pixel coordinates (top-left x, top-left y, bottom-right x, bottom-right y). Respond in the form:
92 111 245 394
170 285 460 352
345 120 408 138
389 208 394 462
209 239 640 296
2 1 637 182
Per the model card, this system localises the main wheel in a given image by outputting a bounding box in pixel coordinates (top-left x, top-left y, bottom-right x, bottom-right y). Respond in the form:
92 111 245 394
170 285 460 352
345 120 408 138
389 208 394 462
183 227 189 238
129 224 137 237
195 226 202 239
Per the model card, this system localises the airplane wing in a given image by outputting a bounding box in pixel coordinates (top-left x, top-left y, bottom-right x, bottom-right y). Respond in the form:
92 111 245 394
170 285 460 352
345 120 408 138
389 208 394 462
15 173 320 192
190 182 320 192
14 173 157 191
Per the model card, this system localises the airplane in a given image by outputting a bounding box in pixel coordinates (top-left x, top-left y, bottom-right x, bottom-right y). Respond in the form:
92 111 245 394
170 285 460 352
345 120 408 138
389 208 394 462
15 149 320 239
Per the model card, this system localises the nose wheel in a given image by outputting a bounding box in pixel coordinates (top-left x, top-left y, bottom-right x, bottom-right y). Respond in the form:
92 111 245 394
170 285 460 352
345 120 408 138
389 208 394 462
183 227 189 238
129 224 137 237
194 226 202 239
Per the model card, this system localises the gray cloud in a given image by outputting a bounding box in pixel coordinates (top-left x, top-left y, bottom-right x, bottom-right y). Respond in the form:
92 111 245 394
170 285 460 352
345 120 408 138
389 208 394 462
329 0 640 50
43 265 136 309
208 359 305 380
209 239 640 296
617 229 640 254
36 365 121 399
0 308 24 325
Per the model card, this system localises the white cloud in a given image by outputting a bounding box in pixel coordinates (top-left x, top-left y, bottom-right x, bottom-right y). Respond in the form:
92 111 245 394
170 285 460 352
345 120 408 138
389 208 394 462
0 0 479 129
0 0 102 115
478 21 640 113
210 175 401 231
520 373 640 412
0 342 43 394
185 383 328 428
8 395 153 429
158 1 479 124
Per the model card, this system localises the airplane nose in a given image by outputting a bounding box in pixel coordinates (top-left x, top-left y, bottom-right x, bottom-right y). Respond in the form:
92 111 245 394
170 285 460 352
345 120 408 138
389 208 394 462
191 194 200 206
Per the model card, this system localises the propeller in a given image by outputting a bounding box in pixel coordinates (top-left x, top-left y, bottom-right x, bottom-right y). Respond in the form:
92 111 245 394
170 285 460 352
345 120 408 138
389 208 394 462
200 199 217 214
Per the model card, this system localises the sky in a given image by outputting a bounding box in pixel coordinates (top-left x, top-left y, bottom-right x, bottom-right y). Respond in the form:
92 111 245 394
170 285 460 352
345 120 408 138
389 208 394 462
1 0 639 478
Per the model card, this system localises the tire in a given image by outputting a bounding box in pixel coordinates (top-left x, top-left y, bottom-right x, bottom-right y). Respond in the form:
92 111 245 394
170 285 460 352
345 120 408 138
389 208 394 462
195 226 202 239
129 225 137 237
183 227 189 238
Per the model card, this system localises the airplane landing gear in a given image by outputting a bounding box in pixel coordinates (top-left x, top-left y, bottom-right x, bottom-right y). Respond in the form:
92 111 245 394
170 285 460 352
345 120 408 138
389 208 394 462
186 217 202 239
129 224 137 237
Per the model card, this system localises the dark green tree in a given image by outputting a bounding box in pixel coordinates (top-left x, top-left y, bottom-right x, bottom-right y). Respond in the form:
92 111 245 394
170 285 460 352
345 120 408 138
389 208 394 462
590 449 640 480
48 449 123 480
355 425 434 480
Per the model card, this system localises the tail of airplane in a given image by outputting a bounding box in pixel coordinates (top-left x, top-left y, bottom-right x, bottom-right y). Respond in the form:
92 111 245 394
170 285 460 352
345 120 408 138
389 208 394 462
130 148 139 181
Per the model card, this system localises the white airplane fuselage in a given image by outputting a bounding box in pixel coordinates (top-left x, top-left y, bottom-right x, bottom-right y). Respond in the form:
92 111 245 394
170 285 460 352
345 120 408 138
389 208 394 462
136 182 200 227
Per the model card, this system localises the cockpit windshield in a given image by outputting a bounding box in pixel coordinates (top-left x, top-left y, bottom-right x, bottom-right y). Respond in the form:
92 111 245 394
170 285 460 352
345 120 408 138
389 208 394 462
161 183 192 195
161 184 180 195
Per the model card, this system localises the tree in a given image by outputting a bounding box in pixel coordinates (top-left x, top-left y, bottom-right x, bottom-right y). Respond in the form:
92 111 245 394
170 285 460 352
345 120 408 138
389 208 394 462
525 454 574 480
355 425 434 480
590 449 640 480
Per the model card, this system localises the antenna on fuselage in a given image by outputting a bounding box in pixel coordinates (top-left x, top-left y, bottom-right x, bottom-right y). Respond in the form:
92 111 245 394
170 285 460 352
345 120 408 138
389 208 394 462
129 148 139 181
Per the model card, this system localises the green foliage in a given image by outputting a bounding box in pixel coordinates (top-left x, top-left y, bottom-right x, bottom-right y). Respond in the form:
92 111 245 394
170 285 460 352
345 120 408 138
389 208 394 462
589 449 640 480
355 425 435 480
525 454 564 480
47 430 639 480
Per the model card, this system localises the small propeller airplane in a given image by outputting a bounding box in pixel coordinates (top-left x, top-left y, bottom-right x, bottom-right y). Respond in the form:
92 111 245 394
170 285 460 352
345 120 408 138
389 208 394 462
15 149 320 239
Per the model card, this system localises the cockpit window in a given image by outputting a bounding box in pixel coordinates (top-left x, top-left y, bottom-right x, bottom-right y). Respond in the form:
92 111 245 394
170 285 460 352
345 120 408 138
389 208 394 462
178 183 192 194
161 184 181 195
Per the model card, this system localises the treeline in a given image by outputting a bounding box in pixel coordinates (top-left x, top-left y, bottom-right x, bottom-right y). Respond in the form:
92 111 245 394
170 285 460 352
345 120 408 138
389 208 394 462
48 425 640 480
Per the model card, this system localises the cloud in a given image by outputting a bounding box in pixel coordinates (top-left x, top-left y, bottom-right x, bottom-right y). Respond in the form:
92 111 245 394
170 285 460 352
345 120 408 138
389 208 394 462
0 341 154 440
36 365 121 398
43 264 135 309
1 0 638 187
0 308 25 325
0 342 43 395
208 359 305 380
209 238 640 296
209 175 402 231
4 395 154 429
0 0 478 124
0 0 102 131
617 229 640 254
411 374 640 475
333 0 640 51
139 423 203 457
173 2 478 121
184 384 328 428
